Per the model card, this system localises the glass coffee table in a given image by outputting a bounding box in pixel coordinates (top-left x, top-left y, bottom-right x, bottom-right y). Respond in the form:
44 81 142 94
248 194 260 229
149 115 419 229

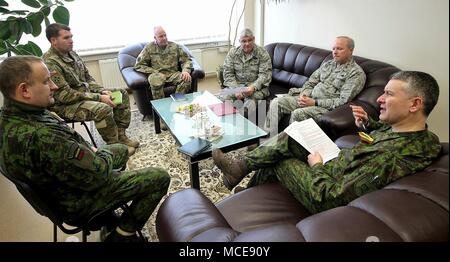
151 91 267 189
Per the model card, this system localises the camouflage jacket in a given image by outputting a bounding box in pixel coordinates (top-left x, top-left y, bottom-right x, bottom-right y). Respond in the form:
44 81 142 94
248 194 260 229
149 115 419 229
289 58 366 110
134 41 192 75
43 47 103 107
223 45 272 91
307 118 441 212
0 98 117 216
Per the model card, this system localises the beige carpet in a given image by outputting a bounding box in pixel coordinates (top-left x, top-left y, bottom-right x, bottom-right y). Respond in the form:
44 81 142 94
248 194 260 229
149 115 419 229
92 109 251 241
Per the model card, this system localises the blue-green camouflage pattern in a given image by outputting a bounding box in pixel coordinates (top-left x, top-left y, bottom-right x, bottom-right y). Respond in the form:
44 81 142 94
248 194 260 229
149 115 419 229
0 99 170 231
222 44 272 96
265 58 366 134
134 41 192 100
246 118 441 214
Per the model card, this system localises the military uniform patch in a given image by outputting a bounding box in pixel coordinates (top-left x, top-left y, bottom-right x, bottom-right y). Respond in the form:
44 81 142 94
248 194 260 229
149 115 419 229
75 147 85 160
358 132 374 144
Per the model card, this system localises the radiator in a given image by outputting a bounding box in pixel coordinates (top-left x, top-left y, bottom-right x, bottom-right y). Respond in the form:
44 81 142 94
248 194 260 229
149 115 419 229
190 49 203 68
99 58 127 89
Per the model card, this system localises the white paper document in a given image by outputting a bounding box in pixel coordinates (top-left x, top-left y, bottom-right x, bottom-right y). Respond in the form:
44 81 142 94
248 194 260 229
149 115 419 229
192 90 222 106
284 118 341 163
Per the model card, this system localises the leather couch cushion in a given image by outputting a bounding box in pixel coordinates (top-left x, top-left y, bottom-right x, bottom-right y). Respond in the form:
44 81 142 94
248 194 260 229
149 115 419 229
216 183 310 232
297 206 403 242
349 189 449 241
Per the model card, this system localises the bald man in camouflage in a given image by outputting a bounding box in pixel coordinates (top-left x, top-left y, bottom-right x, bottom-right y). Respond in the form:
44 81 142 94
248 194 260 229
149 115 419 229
212 71 441 214
0 56 171 242
134 26 193 129
220 28 272 115
264 36 366 137
42 23 139 156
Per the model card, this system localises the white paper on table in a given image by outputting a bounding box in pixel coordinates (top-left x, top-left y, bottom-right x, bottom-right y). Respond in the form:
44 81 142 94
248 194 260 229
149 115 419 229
284 118 341 163
192 90 222 106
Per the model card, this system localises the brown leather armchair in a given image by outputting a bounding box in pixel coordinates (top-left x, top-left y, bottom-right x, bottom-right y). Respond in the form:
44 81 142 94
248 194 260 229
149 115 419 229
117 42 205 118
155 141 448 242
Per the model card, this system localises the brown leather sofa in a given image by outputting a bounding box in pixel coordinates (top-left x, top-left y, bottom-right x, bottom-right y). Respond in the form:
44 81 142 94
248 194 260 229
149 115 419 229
117 43 205 118
264 43 400 140
155 139 448 242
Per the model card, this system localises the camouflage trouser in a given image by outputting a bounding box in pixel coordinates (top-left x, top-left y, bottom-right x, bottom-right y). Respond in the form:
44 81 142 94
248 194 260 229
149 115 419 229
264 95 328 135
88 158 170 232
53 89 131 144
219 87 269 115
244 132 347 214
148 72 191 100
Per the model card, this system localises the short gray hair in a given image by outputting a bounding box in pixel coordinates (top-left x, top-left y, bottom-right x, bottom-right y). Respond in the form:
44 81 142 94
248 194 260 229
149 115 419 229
337 36 355 50
390 71 439 116
240 28 254 38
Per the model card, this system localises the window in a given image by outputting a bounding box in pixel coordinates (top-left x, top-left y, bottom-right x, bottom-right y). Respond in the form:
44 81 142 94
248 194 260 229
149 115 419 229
13 0 241 53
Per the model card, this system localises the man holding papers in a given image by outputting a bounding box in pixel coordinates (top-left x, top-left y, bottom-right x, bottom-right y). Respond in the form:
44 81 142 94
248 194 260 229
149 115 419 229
43 23 139 156
213 71 441 214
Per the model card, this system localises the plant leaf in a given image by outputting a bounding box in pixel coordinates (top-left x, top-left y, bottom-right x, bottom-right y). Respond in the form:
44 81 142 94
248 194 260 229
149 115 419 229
19 40 43 56
21 0 41 9
37 0 48 5
0 21 11 39
40 6 50 16
0 0 8 7
27 12 44 37
0 7 10 13
19 18 33 34
44 16 50 27
0 40 8 56
52 5 69 25
63 0 75 2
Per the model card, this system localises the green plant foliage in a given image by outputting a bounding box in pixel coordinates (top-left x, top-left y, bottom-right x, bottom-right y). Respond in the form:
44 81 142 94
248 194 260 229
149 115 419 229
0 0 73 56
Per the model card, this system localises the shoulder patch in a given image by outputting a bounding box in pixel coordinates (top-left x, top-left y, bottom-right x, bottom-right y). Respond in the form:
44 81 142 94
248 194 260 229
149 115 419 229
67 142 85 160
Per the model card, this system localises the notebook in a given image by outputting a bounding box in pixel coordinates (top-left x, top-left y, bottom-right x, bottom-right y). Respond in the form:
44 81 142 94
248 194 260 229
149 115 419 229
208 101 237 116
177 138 212 157
111 90 123 105
170 93 187 102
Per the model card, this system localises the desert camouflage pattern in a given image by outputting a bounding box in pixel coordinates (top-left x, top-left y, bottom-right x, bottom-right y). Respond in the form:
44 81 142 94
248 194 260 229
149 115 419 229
0 99 170 232
43 47 132 144
245 118 441 214
134 41 192 100
265 58 366 134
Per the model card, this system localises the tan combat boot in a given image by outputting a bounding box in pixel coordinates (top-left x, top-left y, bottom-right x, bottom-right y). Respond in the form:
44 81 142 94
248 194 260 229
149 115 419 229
118 128 140 148
127 146 136 156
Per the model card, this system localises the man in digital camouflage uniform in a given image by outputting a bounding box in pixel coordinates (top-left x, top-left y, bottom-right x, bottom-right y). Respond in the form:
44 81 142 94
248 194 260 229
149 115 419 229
134 26 193 129
264 36 366 136
221 28 272 115
42 23 139 156
0 56 170 242
212 71 441 214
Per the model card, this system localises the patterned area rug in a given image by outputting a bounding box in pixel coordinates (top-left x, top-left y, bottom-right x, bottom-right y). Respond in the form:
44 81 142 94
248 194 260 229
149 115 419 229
91 110 251 241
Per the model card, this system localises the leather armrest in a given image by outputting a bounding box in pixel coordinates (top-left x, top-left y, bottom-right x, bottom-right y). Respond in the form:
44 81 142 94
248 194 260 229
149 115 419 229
156 188 236 242
120 67 148 91
319 101 378 140
191 60 205 80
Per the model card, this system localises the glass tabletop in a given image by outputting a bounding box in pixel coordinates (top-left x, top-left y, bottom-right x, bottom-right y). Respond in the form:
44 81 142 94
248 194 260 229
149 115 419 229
150 91 267 149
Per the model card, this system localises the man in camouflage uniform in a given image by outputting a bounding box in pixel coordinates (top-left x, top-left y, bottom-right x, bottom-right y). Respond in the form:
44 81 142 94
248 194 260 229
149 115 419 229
221 28 272 114
264 36 366 136
134 26 192 128
42 23 139 156
0 56 170 242
212 71 441 214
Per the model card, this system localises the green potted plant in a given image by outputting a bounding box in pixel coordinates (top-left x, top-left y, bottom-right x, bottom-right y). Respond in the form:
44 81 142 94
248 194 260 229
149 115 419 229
0 0 73 57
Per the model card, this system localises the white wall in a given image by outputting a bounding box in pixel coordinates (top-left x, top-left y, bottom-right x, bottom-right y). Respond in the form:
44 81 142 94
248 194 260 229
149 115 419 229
262 0 449 141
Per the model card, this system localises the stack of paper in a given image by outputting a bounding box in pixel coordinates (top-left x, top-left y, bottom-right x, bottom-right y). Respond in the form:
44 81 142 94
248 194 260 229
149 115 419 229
284 118 341 163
